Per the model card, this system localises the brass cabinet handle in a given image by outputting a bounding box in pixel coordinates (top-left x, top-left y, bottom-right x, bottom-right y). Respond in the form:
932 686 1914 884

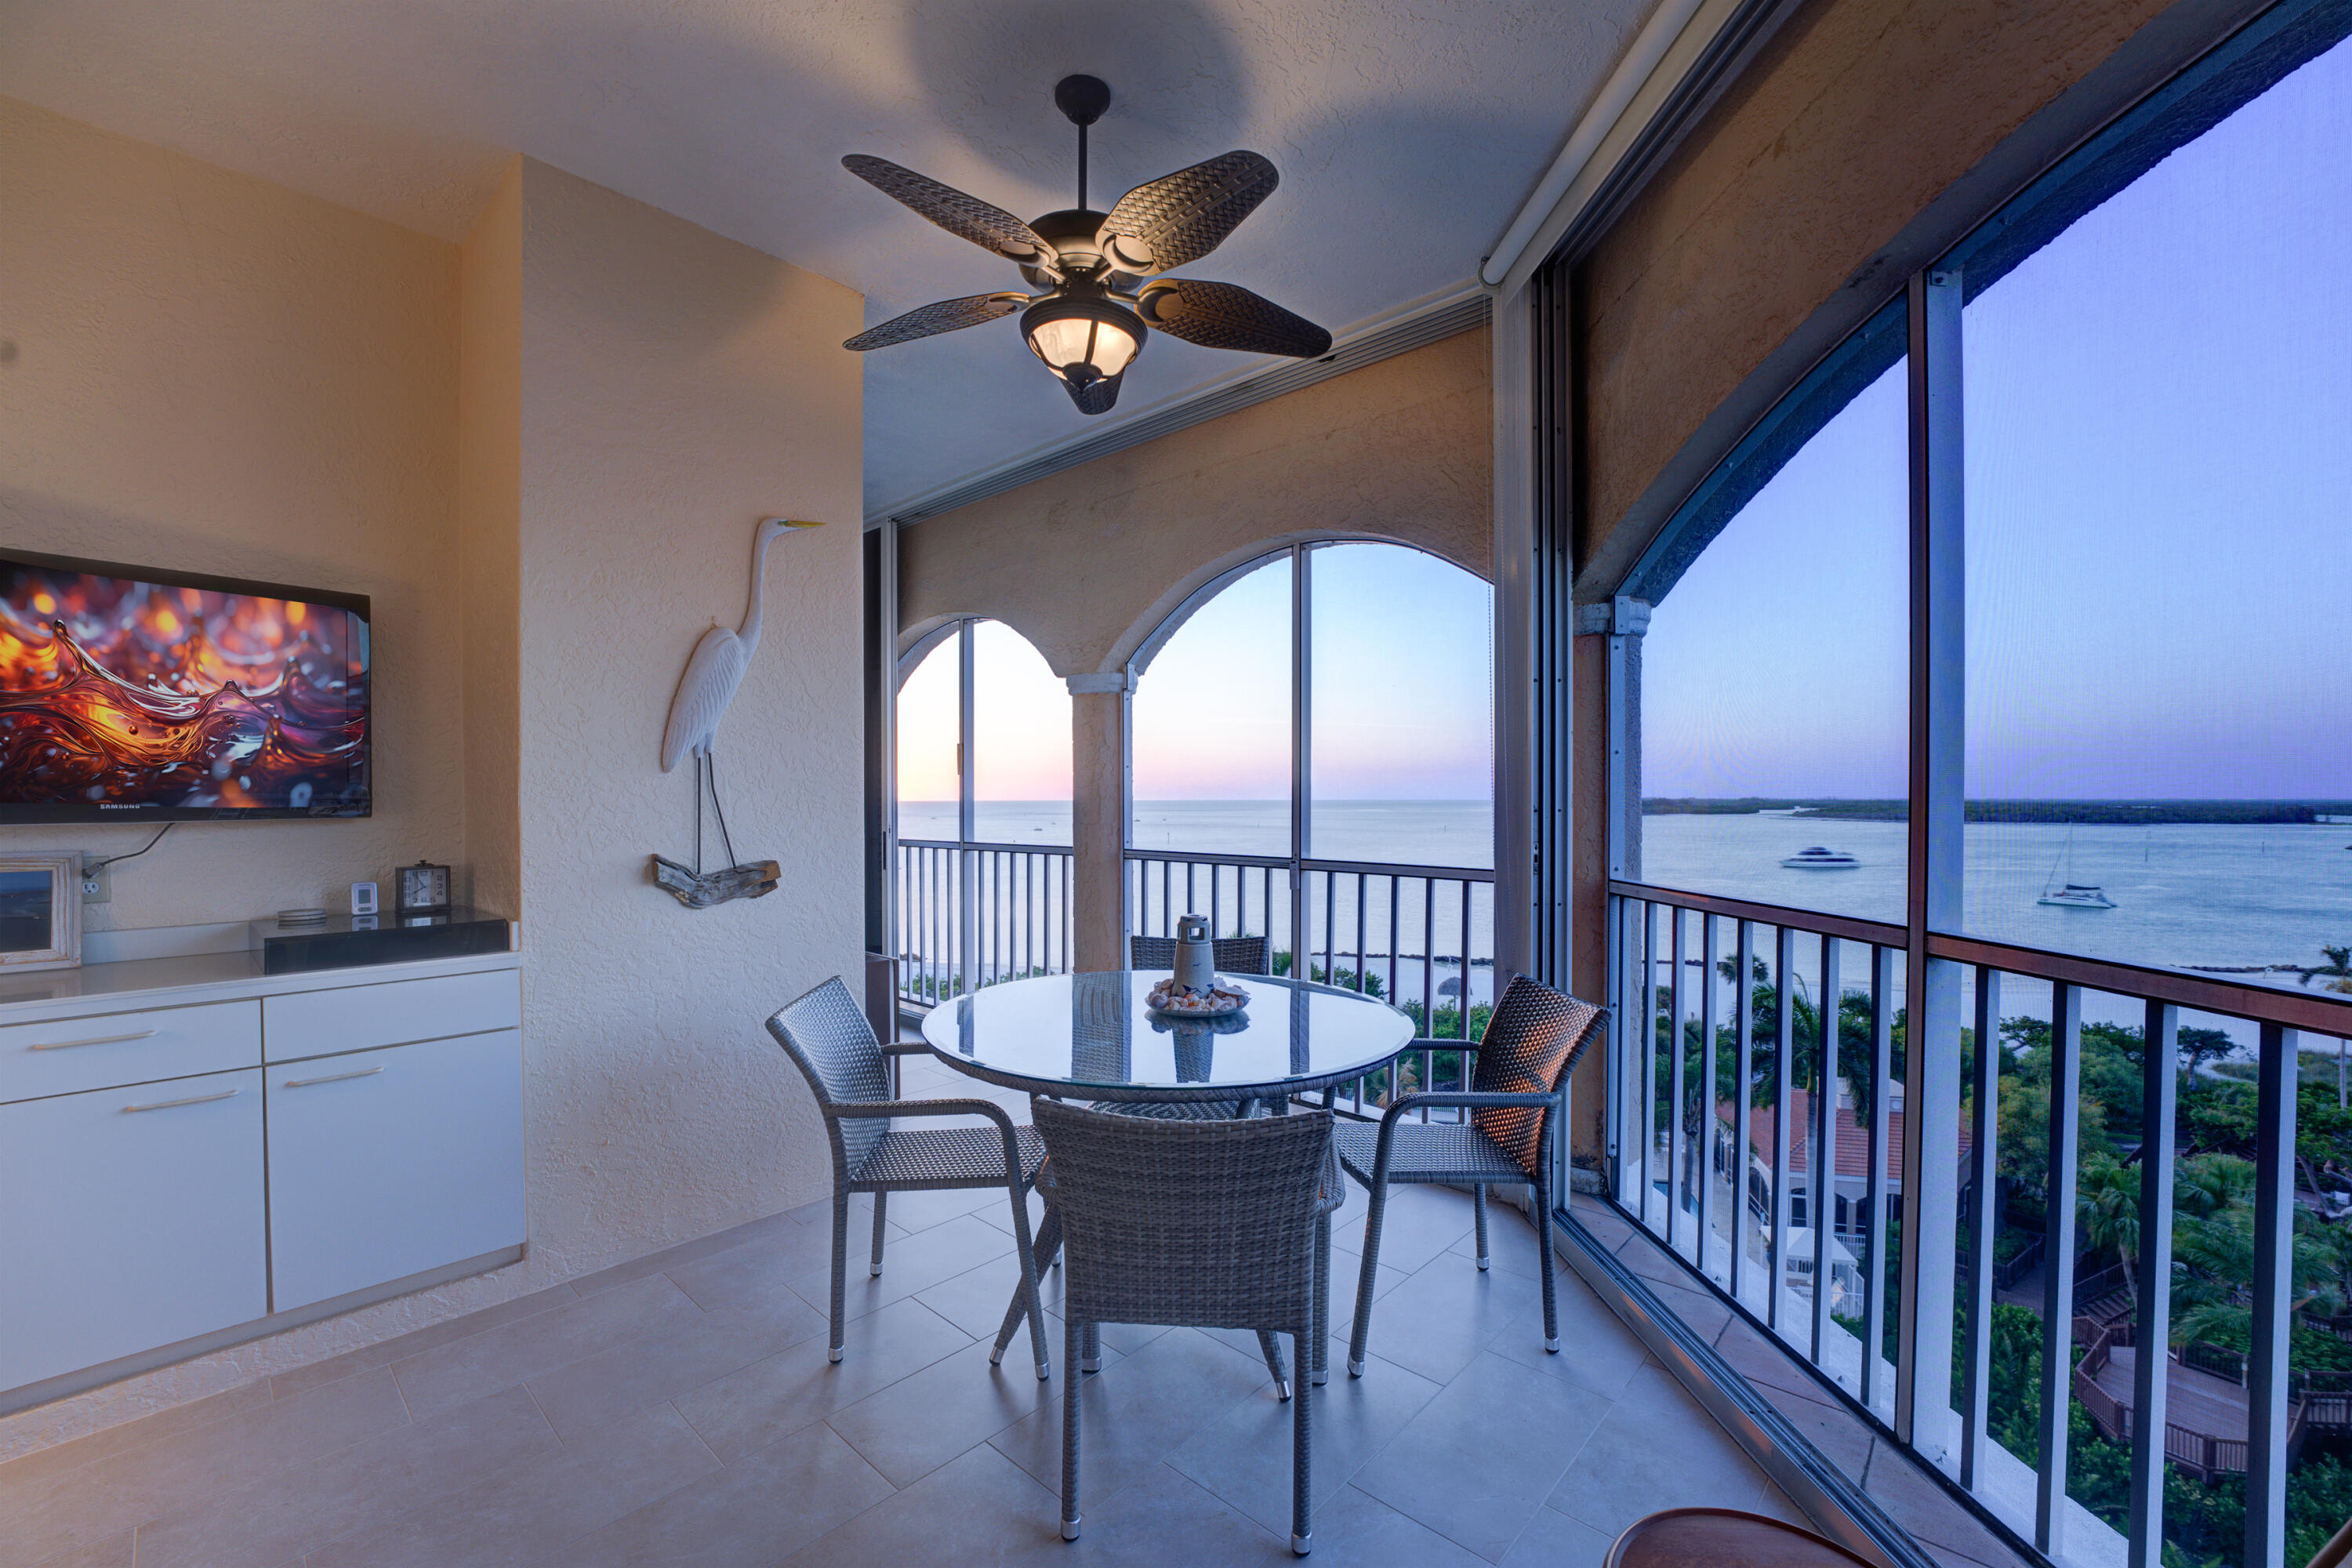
31 1029 159 1051
121 1088 239 1112
282 1065 387 1089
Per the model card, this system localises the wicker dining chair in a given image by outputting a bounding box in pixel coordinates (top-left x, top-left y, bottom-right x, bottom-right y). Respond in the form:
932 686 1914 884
1032 1099 1338 1555
1336 976 1607 1376
765 977 1053 1379
1127 932 1272 975
1102 933 1273 1122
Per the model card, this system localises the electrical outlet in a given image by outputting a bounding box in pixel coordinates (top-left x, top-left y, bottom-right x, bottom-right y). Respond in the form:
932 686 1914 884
80 859 111 904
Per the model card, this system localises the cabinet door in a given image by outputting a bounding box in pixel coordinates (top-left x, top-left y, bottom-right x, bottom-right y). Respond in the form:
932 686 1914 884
0 1069 267 1391
266 1030 524 1312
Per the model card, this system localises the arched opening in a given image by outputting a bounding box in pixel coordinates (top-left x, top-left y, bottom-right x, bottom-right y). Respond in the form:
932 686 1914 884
1126 539 1496 1057
892 619 1073 1004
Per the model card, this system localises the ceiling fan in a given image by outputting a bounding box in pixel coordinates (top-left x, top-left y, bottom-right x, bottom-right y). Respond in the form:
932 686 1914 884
840 74 1334 416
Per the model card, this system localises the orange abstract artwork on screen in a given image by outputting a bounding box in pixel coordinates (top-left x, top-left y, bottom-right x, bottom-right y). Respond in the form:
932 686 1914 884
0 559 369 822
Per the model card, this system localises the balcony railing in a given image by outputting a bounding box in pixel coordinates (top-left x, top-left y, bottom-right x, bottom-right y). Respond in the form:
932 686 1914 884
1603 879 2352 1568
1127 850 1496 1118
892 839 1073 1008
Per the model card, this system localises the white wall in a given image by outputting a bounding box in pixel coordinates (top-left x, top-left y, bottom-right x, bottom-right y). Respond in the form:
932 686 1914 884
0 129 863 1457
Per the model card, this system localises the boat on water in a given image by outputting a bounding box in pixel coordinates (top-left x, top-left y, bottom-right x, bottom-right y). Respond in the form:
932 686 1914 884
1758 805 1817 817
2039 882 2117 909
1780 846 1859 869
2038 827 2116 909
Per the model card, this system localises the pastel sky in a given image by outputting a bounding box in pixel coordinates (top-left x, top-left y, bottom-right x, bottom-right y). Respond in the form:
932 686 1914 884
898 543 1494 804
1643 34 2352 800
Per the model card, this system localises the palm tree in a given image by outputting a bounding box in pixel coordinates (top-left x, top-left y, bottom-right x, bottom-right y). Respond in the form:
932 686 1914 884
2297 946 2352 1108
2077 1158 2142 1290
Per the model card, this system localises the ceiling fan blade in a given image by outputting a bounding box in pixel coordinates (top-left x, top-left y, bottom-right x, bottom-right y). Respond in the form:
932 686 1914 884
1100 151 1279 274
844 292 1029 351
842 154 1052 264
1135 280 1332 358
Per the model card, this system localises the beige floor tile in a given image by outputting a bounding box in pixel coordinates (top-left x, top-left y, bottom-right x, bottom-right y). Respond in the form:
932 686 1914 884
305 1401 717 1568
780 1443 1063 1568
269 1283 578 1401
524 1290 828 1440
0 1378 274 1514
27 1530 135 1568
546 1419 895 1567
3 1368 410 1565
1352 1350 1613 1561
132 1384 557 1568
1341 1243 1544 1385
1306 1483 1491 1566
826 1335 1057 1486
784 1212 1018 1323
1165 1345 1443 1536
1499 1501 1616 1568
989 1327 1273 1505
1542 1389 1774 1537
661 1216 867 1313
390 1272 703 1421
672 1295 974 1461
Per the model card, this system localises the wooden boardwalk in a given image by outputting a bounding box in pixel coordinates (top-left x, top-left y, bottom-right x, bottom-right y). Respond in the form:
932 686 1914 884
2092 1345 2249 1442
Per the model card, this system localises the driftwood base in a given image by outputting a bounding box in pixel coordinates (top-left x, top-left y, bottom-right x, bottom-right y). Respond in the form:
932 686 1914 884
650 855 780 908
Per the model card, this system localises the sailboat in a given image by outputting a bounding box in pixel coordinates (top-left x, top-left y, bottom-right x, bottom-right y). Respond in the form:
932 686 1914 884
2038 828 2115 909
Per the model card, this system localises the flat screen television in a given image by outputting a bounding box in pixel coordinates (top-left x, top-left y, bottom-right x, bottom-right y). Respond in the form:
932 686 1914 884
0 550 370 822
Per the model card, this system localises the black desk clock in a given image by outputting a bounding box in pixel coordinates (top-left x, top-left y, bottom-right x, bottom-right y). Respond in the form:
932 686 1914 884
395 860 452 918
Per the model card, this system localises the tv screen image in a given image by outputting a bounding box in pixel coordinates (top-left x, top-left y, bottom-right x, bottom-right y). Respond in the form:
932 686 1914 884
0 552 370 822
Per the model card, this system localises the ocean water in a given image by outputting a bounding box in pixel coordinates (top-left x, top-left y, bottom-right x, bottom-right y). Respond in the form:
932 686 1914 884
895 800 2351 1046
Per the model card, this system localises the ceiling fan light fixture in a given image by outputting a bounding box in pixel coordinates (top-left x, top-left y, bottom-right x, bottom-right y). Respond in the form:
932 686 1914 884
1020 294 1145 413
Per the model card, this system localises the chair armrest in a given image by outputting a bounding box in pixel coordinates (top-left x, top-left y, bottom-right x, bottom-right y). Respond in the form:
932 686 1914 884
881 1040 933 1057
1362 1089 1560 1184
829 1097 1030 1178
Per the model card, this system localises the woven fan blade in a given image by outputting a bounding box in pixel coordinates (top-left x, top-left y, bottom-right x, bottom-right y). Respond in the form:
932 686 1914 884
1136 280 1331 358
844 292 1029 351
1101 151 1278 274
842 154 1052 263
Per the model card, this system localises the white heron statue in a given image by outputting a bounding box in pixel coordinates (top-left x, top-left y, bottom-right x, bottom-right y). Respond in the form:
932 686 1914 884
652 517 823 906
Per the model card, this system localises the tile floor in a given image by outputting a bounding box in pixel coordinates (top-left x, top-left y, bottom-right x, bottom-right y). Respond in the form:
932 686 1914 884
5 1064 1811 1567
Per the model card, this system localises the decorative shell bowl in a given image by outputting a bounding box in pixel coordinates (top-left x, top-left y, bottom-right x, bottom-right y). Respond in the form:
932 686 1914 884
1145 975 1248 1018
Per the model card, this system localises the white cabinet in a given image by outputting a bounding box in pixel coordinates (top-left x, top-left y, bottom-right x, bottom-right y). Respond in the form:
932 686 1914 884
0 1000 260 1105
264 971 521 1062
0 1069 267 1390
266 1030 524 1312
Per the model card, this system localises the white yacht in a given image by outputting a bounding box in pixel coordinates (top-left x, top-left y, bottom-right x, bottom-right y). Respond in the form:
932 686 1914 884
2038 829 2116 908
2039 882 2117 909
1780 846 1859 869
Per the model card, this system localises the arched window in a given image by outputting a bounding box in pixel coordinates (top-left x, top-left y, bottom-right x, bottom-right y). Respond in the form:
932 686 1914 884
1128 540 1494 1044
894 619 1071 1002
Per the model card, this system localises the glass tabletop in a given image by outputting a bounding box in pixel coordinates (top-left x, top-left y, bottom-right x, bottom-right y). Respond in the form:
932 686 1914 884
918 971 1416 1102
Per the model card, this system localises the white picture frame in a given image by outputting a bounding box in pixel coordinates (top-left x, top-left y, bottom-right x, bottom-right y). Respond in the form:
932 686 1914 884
0 853 82 972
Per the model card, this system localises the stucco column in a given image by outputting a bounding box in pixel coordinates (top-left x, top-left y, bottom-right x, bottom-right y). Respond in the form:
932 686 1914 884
1067 674 1131 972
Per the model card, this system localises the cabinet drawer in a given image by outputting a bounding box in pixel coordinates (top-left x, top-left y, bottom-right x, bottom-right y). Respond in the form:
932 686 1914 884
0 1068 267 1390
0 1001 261 1104
267 1029 524 1312
263 969 520 1062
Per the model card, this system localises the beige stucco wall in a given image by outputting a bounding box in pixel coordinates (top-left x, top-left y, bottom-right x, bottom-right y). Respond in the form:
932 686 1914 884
899 325 1493 675
509 158 864 1279
1575 0 2183 590
0 128 863 1455
0 93 467 925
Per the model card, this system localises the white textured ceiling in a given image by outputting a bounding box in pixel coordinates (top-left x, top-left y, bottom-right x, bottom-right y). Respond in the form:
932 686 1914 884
0 0 1659 515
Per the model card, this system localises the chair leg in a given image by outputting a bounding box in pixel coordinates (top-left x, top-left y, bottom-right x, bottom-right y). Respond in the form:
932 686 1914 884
993 1203 1060 1368
1346 1178 1391 1377
1258 1331 1290 1402
1082 1323 1101 1374
1472 1184 1490 1271
1535 1167 1559 1352
1291 1323 1315 1555
828 1185 850 1363
1061 1312 1084 1541
869 1190 889 1276
1310 1214 1330 1385
1005 1178 1052 1381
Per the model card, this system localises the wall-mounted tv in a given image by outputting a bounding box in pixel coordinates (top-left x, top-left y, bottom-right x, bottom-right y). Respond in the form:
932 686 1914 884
0 550 370 822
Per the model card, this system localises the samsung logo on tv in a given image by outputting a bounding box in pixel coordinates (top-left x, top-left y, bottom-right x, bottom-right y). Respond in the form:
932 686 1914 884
97 804 153 811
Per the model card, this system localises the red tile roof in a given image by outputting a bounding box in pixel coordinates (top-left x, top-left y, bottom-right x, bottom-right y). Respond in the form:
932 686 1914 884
1729 1091 1971 1183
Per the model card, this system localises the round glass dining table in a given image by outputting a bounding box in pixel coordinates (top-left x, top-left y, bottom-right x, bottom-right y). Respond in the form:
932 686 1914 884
918 970 1415 1109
